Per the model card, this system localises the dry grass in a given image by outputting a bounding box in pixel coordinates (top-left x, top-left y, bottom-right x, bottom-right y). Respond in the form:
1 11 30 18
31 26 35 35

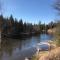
32 47 60 60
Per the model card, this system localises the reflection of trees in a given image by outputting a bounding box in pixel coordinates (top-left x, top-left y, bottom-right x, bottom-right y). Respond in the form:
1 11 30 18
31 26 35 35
0 51 3 60
1 38 13 56
31 34 41 43
0 38 23 56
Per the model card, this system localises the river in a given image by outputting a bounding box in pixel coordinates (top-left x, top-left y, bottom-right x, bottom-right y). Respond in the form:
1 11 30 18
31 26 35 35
0 33 54 60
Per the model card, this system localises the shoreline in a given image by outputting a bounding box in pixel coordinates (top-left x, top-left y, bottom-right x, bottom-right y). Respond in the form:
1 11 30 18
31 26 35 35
31 40 58 60
1 31 41 39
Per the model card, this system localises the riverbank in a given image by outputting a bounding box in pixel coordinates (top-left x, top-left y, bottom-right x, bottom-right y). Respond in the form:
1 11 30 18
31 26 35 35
31 41 60 60
32 47 60 60
47 28 56 34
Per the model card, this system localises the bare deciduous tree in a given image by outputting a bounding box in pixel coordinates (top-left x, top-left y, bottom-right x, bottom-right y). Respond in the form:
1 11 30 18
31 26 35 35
54 0 60 14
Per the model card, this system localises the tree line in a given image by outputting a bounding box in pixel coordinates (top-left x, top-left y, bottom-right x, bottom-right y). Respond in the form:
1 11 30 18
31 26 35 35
0 15 56 34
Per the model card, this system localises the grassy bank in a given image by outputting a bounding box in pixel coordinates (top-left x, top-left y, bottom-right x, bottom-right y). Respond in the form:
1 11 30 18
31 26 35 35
31 40 60 60
31 34 60 60
32 47 60 60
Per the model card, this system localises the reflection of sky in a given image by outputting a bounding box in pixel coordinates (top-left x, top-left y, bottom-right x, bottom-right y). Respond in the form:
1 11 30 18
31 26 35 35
2 0 55 24
40 34 53 42
18 34 53 49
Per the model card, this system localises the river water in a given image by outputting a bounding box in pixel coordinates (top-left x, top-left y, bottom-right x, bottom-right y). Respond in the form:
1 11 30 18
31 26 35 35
0 33 54 60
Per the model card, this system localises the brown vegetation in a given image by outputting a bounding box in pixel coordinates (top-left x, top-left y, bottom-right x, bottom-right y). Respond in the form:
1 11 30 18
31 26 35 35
32 46 60 60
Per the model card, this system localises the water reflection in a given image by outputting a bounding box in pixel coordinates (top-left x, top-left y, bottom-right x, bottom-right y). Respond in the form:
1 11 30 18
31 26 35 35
0 34 53 60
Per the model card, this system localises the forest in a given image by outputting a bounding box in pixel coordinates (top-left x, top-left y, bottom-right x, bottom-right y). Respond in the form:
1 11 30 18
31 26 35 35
0 15 56 36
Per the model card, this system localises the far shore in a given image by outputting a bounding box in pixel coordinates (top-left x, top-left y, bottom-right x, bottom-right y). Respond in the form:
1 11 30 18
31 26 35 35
47 28 56 34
